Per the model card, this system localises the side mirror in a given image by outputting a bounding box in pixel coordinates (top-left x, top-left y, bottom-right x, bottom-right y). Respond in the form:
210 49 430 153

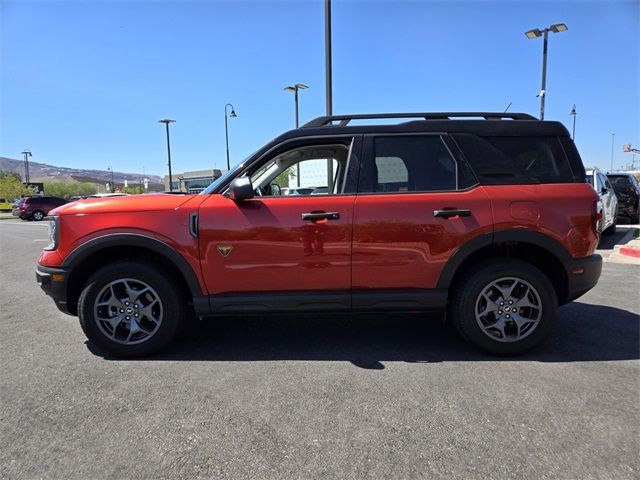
229 177 254 202
601 187 608 195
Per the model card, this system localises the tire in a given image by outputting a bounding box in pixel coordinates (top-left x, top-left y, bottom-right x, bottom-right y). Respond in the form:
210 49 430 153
449 258 557 355
78 260 186 357
32 210 45 221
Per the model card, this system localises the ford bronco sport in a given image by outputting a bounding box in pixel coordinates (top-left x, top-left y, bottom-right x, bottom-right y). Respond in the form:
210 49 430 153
36 112 602 357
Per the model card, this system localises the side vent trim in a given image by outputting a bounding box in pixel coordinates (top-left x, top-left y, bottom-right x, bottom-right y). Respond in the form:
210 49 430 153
189 213 198 238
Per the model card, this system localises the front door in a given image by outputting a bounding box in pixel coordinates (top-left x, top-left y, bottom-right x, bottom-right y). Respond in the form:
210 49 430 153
198 136 361 311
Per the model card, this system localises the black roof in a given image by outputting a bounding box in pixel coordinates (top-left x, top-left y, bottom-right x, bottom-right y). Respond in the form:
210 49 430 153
273 112 571 143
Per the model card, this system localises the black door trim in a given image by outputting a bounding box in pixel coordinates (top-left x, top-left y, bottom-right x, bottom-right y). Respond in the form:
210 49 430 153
199 288 448 316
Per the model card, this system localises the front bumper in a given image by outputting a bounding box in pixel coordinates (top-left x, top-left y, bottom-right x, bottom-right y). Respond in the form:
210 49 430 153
564 254 602 304
36 265 73 315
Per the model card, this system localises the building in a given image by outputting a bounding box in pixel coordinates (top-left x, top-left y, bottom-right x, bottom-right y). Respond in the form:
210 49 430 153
163 169 226 193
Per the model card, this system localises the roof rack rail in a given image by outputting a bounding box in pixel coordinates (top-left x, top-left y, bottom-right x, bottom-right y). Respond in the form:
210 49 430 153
302 112 537 128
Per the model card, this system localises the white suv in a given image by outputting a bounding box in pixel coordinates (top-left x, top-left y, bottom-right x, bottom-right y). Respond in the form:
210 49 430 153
586 169 617 234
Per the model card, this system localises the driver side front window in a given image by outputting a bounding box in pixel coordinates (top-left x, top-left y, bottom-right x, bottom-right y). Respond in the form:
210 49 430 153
250 143 350 197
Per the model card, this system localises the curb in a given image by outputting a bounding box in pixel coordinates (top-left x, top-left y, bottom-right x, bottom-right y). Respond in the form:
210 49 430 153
619 246 640 258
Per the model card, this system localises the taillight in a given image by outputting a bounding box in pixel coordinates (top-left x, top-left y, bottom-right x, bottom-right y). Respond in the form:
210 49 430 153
592 200 601 235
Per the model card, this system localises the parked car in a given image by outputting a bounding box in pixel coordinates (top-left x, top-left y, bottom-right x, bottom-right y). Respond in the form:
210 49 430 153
0 198 14 211
13 196 67 221
281 187 316 196
85 193 128 198
606 173 640 224
36 112 602 358
586 169 617 234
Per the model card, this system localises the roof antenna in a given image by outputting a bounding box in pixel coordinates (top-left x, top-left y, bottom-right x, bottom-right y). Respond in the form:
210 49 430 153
504 102 512 113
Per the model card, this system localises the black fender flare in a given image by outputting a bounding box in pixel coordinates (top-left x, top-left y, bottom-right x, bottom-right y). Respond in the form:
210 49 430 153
62 233 204 297
437 229 571 290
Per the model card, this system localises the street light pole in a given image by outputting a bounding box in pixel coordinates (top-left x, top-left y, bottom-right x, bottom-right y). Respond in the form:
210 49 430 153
158 119 176 192
569 105 577 140
610 133 615 172
284 84 309 189
21 150 32 184
525 23 568 120
107 166 115 193
325 0 332 116
224 104 237 171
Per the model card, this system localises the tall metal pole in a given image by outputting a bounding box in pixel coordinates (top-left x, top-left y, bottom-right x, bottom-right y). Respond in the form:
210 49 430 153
570 104 576 141
540 29 548 120
225 113 230 171
325 0 334 191
165 122 173 192
610 133 615 172
159 119 175 192
21 150 32 184
294 88 299 128
24 152 29 184
224 103 236 171
294 88 300 187
325 0 332 116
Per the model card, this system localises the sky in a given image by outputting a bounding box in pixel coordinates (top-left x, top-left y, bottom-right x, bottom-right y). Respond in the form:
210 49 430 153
1 0 638 177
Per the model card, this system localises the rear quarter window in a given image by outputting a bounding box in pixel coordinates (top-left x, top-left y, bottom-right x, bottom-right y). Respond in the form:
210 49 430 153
453 134 578 185
607 176 632 190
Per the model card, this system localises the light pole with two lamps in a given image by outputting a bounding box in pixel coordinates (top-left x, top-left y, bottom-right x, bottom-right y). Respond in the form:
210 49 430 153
525 23 568 120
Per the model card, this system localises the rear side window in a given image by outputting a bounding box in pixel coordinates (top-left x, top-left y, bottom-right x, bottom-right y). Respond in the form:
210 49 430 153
359 136 457 193
607 175 632 191
453 134 577 185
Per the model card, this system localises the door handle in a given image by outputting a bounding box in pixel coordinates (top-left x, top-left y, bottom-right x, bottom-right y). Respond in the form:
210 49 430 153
433 209 472 219
302 212 340 222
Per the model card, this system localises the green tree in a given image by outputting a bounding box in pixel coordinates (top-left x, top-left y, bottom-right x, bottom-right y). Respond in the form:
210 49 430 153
43 182 97 199
0 175 37 200
0 170 22 182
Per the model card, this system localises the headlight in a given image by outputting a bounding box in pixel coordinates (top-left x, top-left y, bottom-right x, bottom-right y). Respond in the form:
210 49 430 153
44 216 59 251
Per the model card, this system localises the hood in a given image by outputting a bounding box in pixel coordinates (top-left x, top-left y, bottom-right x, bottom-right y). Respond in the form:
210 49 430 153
52 193 199 216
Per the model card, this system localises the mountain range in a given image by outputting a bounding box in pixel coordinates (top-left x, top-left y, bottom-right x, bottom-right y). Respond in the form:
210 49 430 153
0 157 164 189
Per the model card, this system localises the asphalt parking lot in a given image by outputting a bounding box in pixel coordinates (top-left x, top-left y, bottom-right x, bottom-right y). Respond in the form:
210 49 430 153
1 219 638 480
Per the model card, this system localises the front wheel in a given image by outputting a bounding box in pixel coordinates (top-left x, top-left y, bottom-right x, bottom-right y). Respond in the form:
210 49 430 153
449 259 557 355
78 260 186 357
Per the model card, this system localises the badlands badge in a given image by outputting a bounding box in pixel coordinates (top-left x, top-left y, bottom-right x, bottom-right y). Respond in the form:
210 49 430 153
217 245 233 257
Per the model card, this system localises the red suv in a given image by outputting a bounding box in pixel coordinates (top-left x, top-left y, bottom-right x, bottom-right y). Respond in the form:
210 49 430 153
13 195 67 221
36 112 602 357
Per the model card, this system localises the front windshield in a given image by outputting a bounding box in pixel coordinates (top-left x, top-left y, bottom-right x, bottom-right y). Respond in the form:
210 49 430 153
586 174 594 186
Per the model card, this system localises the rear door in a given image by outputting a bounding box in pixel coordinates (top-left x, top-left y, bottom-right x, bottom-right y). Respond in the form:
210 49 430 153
351 134 493 309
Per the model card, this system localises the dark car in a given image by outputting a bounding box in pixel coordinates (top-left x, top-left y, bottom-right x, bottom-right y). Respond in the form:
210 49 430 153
606 173 640 224
13 196 67 221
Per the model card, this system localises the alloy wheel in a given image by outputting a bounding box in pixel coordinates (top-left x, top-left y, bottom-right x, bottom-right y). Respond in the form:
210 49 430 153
474 277 542 343
93 278 163 345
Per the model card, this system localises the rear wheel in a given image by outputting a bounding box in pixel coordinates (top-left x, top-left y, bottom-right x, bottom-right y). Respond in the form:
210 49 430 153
450 259 557 355
78 260 186 357
32 210 45 221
